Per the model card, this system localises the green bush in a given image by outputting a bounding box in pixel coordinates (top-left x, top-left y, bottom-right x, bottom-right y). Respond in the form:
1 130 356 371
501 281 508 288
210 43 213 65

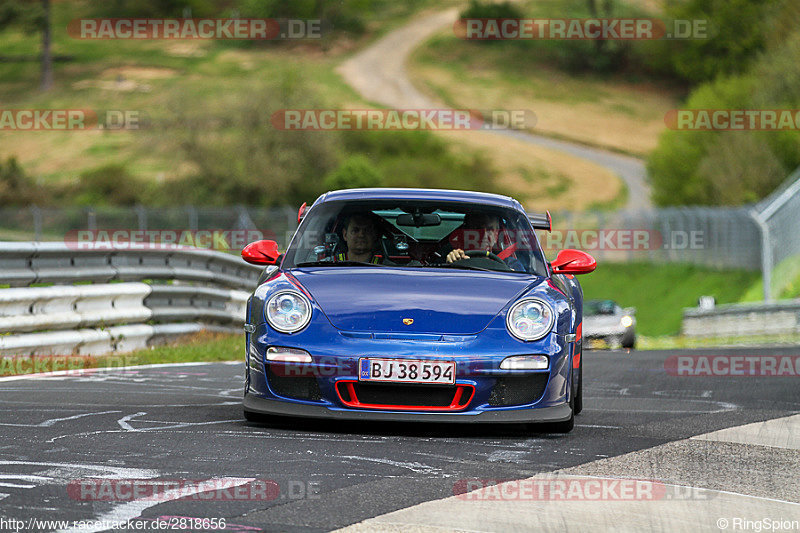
0 156 41 206
87 0 220 18
71 164 150 206
648 29 800 206
695 132 787 205
235 0 375 37
461 0 523 20
323 155 384 190
342 129 498 193
662 0 773 84
155 72 342 207
460 0 654 76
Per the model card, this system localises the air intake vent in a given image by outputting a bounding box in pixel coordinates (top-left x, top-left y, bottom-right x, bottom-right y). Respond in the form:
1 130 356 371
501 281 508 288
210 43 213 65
267 365 322 402
488 374 549 406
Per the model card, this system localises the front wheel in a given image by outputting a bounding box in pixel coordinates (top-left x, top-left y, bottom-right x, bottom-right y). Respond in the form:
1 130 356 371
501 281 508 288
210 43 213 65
549 366 576 432
244 409 269 424
530 368 575 433
573 354 583 415
541 411 574 433
621 328 636 349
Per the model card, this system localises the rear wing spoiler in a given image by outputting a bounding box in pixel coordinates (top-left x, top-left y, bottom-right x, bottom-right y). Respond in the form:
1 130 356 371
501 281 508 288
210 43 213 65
528 211 552 232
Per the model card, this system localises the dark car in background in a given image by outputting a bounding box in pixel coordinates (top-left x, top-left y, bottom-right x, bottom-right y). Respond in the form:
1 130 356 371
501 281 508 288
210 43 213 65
583 299 636 349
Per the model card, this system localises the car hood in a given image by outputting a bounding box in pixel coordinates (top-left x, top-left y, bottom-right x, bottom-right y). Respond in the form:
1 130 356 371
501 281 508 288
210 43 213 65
291 268 540 335
583 315 626 331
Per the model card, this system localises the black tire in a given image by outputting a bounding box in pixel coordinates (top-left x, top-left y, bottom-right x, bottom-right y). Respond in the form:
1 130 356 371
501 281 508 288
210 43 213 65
621 328 636 349
573 356 583 415
540 409 574 434
549 364 577 432
244 410 268 424
529 367 575 433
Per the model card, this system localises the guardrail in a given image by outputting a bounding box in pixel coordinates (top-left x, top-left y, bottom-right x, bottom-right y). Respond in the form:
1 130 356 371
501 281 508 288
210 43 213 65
0 242 260 289
682 300 800 338
0 242 262 356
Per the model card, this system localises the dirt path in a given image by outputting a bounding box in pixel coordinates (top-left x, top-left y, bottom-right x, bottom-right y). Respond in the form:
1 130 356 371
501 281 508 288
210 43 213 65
336 8 652 210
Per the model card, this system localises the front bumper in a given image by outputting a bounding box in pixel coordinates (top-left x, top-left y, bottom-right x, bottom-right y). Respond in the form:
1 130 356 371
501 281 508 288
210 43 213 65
244 392 573 423
244 321 575 423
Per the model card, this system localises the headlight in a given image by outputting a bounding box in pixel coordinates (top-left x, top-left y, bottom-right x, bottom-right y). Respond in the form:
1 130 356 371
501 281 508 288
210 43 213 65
266 290 312 333
506 298 555 341
620 315 633 328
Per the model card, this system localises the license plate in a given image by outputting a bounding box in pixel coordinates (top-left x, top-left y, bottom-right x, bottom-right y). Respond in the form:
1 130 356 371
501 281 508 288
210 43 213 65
358 358 456 384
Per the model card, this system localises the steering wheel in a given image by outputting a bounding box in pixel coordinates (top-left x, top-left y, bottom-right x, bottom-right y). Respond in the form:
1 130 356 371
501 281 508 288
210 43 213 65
464 249 506 265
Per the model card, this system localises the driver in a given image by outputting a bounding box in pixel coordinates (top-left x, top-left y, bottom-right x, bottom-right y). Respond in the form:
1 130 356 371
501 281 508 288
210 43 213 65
335 213 386 264
445 213 524 270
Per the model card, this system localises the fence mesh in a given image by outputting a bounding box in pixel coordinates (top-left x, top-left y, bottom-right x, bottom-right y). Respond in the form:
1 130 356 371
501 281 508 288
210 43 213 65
752 166 800 300
1 166 797 301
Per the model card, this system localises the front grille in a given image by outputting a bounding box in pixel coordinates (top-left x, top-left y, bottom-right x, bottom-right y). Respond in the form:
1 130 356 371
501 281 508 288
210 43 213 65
355 383 456 406
267 365 322 401
336 381 474 411
488 374 549 406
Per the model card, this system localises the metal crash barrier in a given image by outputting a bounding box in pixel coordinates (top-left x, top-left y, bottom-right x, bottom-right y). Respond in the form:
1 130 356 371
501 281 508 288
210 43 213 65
0 242 262 356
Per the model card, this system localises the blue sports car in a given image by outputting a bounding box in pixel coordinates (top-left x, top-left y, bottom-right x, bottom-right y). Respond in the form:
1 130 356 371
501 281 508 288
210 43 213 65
241 188 595 432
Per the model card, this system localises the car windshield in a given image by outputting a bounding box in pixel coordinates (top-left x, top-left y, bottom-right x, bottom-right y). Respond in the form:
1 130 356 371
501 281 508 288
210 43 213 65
584 300 619 316
282 199 548 275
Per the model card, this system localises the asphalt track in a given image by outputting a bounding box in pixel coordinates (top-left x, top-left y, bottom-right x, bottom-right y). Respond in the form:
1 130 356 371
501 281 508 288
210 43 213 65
0 347 798 532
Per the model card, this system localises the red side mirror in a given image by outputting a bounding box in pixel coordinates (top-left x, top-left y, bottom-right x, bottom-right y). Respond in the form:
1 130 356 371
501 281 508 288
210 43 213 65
298 202 307 225
242 240 280 265
551 249 596 275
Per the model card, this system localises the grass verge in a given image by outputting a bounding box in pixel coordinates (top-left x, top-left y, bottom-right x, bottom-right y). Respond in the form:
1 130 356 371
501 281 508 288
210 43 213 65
740 254 800 302
0 331 242 378
579 263 760 336
407 4 683 157
119 331 243 366
635 334 800 351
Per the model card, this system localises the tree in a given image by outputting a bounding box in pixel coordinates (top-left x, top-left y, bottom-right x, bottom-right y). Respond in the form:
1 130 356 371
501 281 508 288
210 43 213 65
323 155 384 191
586 0 614 54
0 0 52 90
39 0 51 89
665 0 771 84
0 156 41 205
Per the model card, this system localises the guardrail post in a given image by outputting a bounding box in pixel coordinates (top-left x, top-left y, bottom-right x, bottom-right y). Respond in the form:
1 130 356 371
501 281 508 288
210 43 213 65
31 205 42 242
186 205 198 232
749 209 773 302
135 205 147 231
86 208 97 232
